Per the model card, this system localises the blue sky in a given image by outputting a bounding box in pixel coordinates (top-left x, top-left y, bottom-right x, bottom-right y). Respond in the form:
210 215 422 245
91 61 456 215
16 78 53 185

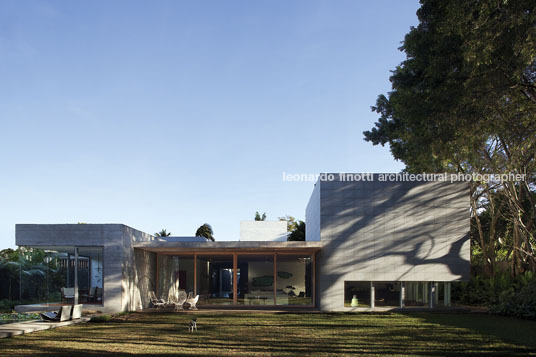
0 0 418 248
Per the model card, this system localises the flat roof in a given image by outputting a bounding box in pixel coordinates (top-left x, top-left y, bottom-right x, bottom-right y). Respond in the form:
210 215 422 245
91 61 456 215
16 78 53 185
132 240 322 253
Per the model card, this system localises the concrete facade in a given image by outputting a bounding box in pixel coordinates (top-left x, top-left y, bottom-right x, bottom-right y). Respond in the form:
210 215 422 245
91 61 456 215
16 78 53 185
306 174 470 311
14 173 470 312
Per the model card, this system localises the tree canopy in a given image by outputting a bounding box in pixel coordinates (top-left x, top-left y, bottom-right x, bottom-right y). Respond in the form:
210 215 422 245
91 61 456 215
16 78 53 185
255 212 267 221
287 220 306 241
195 223 215 241
364 0 536 274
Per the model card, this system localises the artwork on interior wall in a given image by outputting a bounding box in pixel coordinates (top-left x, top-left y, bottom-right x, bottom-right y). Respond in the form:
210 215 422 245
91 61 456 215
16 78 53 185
251 276 274 287
277 271 293 279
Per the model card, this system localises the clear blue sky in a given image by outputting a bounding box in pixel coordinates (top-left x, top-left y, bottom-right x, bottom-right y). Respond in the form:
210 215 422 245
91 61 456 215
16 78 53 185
0 0 418 248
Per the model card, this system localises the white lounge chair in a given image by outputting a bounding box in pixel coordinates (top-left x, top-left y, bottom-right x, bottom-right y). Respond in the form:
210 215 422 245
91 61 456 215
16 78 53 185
185 294 199 310
168 290 188 311
149 291 165 309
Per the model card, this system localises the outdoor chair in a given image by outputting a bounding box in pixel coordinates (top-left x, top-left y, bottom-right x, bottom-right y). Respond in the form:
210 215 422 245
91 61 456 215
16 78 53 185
185 294 199 310
61 287 75 304
40 305 73 322
168 290 188 311
149 291 165 309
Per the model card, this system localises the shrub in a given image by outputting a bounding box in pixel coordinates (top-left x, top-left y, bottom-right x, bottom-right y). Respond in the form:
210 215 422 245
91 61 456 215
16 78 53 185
452 271 535 307
90 314 111 323
491 279 536 320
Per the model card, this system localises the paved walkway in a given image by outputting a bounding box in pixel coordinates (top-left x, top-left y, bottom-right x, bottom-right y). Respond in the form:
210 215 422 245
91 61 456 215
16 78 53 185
0 317 90 339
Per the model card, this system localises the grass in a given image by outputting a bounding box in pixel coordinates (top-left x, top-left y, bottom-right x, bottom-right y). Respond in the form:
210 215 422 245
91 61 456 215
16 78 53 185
1 311 535 356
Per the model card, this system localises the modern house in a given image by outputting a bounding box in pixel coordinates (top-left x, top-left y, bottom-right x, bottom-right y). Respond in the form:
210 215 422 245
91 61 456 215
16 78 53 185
15 174 470 313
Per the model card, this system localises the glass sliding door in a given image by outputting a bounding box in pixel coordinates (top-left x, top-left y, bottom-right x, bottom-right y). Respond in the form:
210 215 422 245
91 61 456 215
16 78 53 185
237 254 274 305
157 255 195 301
196 255 234 305
275 255 313 306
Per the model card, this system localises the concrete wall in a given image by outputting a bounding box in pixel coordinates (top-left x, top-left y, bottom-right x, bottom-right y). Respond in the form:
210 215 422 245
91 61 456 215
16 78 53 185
305 181 321 242
121 225 156 312
309 175 471 311
240 221 288 241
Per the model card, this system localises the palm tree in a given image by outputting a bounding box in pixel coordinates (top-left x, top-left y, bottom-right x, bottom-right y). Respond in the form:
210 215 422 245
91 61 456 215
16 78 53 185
155 229 171 237
195 223 215 241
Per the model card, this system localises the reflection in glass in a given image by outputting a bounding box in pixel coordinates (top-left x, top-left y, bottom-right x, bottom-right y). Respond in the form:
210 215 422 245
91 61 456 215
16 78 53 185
276 255 312 305
237 254 274 305
196 255 234 305
15 246 104 306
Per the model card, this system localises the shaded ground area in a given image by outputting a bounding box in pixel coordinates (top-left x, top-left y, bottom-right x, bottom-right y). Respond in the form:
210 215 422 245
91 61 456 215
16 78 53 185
0 312 535 356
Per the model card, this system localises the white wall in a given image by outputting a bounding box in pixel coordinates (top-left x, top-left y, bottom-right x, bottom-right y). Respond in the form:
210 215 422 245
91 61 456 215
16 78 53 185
239 221 288 241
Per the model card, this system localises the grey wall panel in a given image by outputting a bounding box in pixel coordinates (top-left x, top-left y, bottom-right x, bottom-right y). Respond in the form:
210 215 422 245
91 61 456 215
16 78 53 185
315 175 470 311
121 225 156 312
305 181 321 241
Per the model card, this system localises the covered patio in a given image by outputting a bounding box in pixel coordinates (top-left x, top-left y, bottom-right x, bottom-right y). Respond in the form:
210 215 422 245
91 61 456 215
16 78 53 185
134 241 322 308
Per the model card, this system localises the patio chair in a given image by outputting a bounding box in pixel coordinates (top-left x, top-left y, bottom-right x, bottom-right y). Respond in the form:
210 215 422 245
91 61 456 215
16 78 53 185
168 290 188 311
61 287 75 304
149 291 166 309
185 294 199 310
40 305 73 322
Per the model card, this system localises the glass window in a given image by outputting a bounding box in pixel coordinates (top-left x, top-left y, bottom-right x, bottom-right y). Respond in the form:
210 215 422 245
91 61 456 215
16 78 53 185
405 282 429 306
196 255 234 305
15 246 104 307
77 247 104 305
275 255 313 306
157 255 195 301
374 282 400 306
344 281 371 307
237 254 274 305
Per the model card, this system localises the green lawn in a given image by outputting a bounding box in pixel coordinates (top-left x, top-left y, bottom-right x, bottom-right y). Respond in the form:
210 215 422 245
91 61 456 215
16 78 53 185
1 312 535 356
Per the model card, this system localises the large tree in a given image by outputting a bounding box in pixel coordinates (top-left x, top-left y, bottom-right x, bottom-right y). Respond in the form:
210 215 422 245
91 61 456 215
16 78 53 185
364 0 536 274
279 215 298 232
287 221 306 241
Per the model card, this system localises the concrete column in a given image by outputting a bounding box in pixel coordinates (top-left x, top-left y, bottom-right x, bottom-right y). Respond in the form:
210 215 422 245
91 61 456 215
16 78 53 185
399 282 405 308
428 282 434 308
74 247 79 305
434 282 439 305
370 282 375 309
